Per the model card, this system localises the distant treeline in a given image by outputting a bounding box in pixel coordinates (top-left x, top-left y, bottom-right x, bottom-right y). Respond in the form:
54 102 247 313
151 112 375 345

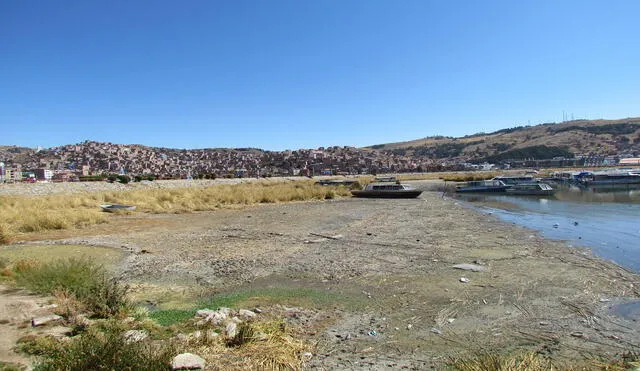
549 122 640 135
481 145 574 163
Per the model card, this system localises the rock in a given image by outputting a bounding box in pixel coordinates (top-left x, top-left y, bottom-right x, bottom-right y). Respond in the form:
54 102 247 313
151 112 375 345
453 263 487 272
599 298 611 303
238 309 257 319
124 330 148 343
202 309 230 325
447 318 455 324
553 223 559 228
459 277 470 283
31 315 62 327
430 328 442 334
195 309 215 318
407 324 413 330
302 352 313 360
225 322 238 338
539 321 550 326
172 353 206 370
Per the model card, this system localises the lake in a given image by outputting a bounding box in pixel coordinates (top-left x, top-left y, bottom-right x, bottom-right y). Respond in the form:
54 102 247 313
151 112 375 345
456 187 640 272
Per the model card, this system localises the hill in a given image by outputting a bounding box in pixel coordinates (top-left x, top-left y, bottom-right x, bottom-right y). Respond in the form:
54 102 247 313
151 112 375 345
367 117 640 163
2 118 640 178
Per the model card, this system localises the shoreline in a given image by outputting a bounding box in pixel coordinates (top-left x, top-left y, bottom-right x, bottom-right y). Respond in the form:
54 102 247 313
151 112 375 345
1 181 639 368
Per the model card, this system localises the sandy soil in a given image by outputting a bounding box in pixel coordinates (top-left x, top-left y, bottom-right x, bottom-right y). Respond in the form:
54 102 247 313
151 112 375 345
2 180 640 369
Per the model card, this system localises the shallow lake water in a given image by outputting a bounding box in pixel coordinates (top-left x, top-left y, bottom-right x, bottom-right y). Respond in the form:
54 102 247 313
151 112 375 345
456 187 640 272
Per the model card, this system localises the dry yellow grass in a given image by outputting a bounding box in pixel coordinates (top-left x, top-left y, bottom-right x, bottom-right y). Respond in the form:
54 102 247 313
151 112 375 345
0 180 353 244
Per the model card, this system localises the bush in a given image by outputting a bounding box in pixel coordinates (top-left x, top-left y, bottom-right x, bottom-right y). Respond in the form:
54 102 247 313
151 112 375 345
116 175 131 184
23 321 176 371
13 258 130 318
134 175 143 182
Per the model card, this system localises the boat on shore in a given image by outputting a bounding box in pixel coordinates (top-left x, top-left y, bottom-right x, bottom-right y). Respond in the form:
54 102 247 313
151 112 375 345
505 182 555 196
100 204 136 212
351 182 422 198
455 179 510 193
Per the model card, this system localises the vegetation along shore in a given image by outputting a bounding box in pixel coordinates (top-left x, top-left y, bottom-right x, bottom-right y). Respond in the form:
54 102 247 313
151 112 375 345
1 178 639 370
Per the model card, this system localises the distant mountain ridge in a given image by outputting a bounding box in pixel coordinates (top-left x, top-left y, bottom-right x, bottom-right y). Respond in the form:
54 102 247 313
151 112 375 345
367 117 640 162
1 118 639 177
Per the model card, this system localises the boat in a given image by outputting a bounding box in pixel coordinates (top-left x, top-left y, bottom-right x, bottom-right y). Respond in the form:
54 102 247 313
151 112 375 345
455 179 510 193
99 204 137 212
491 174 536 185
576 170 640 186
505 182 555 196
351 182 422 198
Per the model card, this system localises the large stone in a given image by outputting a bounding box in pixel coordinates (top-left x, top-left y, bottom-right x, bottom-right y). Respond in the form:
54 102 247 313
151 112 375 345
123 330 148 343
238 309 257 319
225 321 238 338
452 264 488 272
172 353 206 370
31 315 62 327
195 309 215 318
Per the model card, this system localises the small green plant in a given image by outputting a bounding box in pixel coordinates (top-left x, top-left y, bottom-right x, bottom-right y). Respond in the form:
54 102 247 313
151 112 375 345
116 175 131 184
13 258 130 318
22 321 176 371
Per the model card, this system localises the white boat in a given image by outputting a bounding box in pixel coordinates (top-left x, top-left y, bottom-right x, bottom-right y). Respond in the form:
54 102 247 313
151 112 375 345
577 170 640 186
351 183 422 198
99 204 137 212
455 180 510 193
505 182 555 196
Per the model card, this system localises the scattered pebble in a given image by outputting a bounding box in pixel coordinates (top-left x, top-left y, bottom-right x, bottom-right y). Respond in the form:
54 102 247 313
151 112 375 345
459 277 470 283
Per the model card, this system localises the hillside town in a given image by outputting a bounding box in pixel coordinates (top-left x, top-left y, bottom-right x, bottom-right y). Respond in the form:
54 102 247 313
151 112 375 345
0 141 444 182
1 139 640 183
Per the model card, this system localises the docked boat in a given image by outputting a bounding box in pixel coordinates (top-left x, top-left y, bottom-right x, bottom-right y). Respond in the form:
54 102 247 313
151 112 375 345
100 204 137 212
505 182 555 196
351 182 422 198
455 179 509 193
577 170 640 186
491 174 536 185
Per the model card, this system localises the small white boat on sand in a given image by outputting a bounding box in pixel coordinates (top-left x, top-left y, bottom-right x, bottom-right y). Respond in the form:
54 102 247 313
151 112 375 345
100 204 136 212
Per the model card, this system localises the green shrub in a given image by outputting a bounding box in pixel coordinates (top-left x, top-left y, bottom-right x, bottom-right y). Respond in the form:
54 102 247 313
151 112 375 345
116 175 131 184
24 322 176 371
14 258 130 318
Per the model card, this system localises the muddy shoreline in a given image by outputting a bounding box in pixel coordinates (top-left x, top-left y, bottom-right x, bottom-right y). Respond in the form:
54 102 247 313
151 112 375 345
2 180 640 369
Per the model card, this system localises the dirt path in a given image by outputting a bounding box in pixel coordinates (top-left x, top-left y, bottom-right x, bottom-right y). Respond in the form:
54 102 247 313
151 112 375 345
3 182 640 368
0 285 59 369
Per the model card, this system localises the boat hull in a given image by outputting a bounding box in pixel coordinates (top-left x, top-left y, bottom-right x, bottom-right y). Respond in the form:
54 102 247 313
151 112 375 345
455 186 509 193
505 189 554 196
100 204 137 212
351 190 423 198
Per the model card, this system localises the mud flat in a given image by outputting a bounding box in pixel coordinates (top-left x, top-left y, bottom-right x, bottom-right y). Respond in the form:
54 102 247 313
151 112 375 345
2 181 639 368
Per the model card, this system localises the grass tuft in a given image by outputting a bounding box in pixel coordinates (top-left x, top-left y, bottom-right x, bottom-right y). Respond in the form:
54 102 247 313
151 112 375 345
13 258 130 318
449 351 556 371
20 321 176 371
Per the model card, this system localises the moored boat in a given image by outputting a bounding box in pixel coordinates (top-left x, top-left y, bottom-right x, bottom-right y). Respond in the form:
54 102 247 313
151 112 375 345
505 182 555 196
455 180 509 193
351 182 422 198
577 170 640 186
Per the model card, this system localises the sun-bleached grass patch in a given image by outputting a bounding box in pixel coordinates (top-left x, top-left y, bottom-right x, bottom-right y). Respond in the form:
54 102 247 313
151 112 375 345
0 180 353 243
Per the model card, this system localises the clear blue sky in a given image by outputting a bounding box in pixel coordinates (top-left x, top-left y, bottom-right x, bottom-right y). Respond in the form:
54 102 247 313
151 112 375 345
2 0 639 150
